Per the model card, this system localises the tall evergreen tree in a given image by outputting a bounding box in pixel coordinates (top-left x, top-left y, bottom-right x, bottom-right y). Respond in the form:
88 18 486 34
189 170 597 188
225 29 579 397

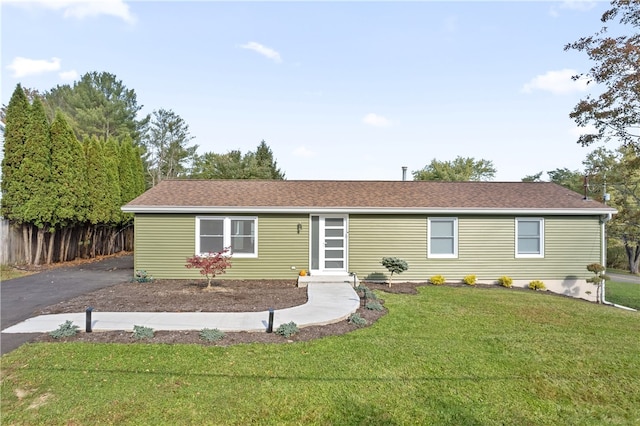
103 138 122 224
19 98 54 264
50 111 89 261
255 140 285 179
1 84 30 221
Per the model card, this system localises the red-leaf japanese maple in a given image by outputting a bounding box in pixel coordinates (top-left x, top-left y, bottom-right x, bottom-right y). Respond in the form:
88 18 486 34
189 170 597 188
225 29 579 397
185 248 232 289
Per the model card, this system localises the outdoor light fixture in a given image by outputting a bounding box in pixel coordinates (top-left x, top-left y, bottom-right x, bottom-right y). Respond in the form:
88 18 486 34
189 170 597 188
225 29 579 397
267 308 274 333
297 222 303 233
86 307 93 333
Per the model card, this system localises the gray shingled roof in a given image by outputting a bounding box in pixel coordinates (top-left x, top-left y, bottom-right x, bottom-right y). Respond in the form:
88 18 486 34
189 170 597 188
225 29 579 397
122 180 616 215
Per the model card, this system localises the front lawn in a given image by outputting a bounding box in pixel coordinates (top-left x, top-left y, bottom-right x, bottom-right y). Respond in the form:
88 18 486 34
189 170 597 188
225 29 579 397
606 280 640 310
2 286 639 425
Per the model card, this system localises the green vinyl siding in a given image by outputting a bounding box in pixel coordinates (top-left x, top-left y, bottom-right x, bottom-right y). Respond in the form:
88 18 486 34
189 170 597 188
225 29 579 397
134 212 603 281
349 214 602 282
134 214 309 279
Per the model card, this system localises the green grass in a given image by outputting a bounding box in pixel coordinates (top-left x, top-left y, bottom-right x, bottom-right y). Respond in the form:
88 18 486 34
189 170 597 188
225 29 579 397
0 264 33 281
606 280 640 310
2 286 639 425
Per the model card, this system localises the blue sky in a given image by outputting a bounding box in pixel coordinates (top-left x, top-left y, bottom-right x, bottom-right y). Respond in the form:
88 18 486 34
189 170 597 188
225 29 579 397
2 1 610 181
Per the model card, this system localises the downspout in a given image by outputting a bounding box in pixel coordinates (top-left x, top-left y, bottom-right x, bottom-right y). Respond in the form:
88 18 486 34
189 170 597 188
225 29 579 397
600 213 637 311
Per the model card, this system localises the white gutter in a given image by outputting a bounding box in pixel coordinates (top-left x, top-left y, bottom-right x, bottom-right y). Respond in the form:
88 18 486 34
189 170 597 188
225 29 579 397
121 206 617 215
599 213 637 311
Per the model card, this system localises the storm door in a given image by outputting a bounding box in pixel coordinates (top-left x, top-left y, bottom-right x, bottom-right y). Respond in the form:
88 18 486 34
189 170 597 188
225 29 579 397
310 215 348 274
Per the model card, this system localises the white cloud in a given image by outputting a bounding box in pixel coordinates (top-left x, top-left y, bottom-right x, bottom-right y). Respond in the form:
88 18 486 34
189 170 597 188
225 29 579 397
8 0 136 24
550 1 597 18
240 42 282 63
45 0 136 24
59 69 79 81
521 69 589 95
362 113 391 128
7 57 61 77
293 146 316 159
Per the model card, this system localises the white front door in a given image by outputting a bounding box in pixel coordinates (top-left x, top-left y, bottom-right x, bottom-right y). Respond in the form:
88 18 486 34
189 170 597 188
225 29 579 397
310 215 348 274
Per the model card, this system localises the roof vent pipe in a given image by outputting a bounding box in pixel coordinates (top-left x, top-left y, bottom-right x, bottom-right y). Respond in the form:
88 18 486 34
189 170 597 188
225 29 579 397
402 166 407 181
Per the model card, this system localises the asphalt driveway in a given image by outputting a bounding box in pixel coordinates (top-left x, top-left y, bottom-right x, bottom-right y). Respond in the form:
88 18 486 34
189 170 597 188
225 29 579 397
608 272 640 284
1 255 133 355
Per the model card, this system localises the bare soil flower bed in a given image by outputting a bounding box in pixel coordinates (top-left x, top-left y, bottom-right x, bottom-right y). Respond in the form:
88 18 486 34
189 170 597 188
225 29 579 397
34 280 424 346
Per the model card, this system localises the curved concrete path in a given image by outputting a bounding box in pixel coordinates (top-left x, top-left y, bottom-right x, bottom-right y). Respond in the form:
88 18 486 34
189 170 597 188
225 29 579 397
2 282 360 334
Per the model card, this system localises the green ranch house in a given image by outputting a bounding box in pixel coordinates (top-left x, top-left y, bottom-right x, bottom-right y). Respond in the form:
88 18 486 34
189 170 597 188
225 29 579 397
122 180 616 302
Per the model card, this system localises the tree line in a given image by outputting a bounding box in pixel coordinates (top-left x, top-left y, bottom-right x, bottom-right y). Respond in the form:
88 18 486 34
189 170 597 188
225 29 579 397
1 72 284 265
2 84 145 265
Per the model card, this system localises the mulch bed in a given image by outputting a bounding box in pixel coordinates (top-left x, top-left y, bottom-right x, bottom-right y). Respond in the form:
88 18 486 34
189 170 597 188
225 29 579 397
33 280 426 347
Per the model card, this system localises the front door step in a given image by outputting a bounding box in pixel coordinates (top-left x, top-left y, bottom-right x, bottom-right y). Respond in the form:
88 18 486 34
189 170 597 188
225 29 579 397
297 274 359 288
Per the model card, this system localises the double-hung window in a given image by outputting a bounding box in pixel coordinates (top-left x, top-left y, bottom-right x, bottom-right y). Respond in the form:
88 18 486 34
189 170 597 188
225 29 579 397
428 217 458 258
516 218 544 258
196 216 257 257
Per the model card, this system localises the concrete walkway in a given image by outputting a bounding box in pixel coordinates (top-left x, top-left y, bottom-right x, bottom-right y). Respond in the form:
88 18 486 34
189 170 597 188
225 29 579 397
2 282 360 334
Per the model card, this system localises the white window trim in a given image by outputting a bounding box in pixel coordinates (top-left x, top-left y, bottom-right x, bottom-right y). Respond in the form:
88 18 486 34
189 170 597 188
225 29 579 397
428 217 458 259
515 217 544 258
196 216 258 258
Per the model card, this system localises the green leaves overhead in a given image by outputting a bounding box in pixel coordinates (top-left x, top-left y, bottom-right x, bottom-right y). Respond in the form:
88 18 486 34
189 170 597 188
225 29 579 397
564 0 640 151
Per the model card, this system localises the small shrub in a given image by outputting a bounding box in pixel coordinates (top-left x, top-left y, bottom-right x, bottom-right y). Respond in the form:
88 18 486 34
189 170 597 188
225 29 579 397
134 270 153 283
132 325 155 340
463 275 477 286
365 301 384 311
498 276 513 288
199 328 225 342
355 285 378 300
528 280 546 291
430 275 446 285
348 313 368 327
275 321 299 338
49 320 79 339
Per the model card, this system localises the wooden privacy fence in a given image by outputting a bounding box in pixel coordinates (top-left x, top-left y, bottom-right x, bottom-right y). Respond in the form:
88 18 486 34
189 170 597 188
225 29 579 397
1 219 26 265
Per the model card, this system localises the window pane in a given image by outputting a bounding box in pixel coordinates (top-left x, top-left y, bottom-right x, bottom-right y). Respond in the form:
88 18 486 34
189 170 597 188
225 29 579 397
200 219 223 236
325 249 343 259
431 220 454 237
201 236 223 253
325 239 343 248
431 238 454 254
230 219 255 254
311 216 319 269
325 218 344 227
518 238 540 253
231 236 254 253
325 229 343 237
325 260 344 268
519 221 540 237
231 219 254 236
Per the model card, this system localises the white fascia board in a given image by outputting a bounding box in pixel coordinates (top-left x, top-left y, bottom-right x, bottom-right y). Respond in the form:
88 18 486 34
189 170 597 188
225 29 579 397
121 206 617 215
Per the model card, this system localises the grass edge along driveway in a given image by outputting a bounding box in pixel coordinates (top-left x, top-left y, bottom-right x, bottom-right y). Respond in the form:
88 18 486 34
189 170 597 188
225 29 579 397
2 285 639 425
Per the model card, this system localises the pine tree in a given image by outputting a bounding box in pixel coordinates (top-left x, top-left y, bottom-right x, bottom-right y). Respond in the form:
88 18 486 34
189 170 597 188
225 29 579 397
255 140 285 179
